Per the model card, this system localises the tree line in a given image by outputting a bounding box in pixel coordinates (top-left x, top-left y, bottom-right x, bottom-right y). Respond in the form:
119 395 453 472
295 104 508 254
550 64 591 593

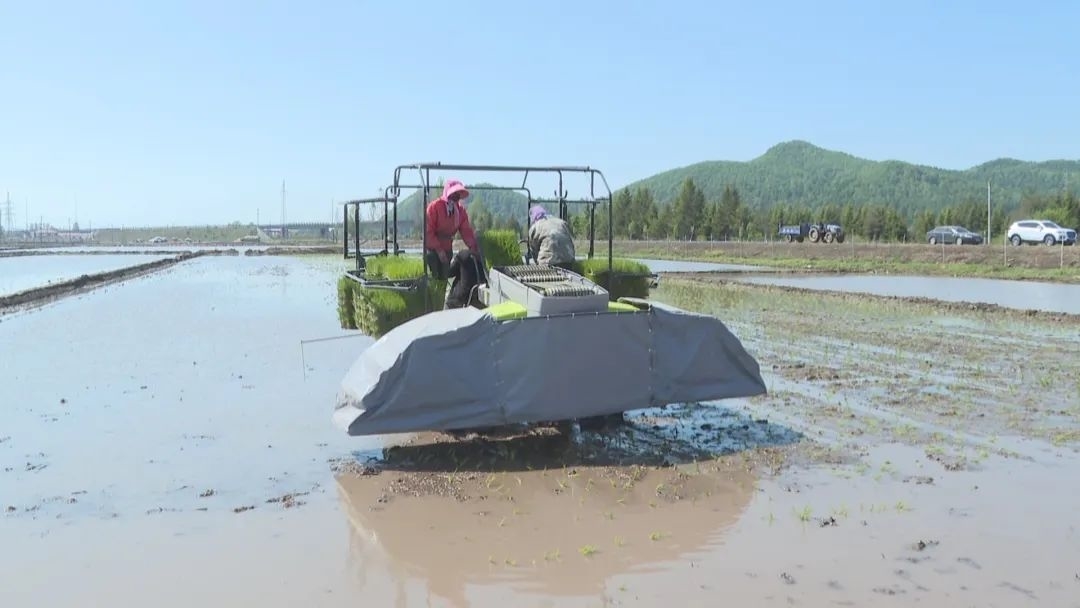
561 177 1080 243
393 175 1079 244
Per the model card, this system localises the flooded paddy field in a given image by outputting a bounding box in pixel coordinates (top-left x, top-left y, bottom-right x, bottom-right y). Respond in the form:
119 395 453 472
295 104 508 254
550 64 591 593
732 273 1080 315
0 253 178 296
3 255 1080 607
614 238 1080 270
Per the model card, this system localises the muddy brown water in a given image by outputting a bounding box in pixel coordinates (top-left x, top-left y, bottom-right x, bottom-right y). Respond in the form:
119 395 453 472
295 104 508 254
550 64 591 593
3 255 1080 607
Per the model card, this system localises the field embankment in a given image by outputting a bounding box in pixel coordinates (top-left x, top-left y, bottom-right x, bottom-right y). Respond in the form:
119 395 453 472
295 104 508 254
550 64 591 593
610 239 1080 282
0 250 223 313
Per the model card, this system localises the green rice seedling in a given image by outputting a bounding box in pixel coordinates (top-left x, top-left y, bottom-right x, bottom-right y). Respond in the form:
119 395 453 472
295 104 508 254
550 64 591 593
478 229 522 269
348 254 448 337
579 545 598 557
577 258 652 300
337 277 358 329
796 506 813 522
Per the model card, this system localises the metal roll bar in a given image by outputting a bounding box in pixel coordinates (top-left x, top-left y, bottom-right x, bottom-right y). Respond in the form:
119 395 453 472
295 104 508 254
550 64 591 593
388 163 614 285
341 163 619 314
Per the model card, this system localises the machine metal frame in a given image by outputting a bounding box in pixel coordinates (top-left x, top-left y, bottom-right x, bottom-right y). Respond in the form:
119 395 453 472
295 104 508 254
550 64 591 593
341 163 651 313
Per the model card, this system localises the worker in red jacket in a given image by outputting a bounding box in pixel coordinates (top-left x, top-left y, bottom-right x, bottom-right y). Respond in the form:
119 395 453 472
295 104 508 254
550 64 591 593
424 179 480 280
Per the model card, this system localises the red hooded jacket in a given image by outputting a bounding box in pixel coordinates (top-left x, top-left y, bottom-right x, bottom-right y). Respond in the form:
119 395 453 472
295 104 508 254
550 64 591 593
425 179 479 254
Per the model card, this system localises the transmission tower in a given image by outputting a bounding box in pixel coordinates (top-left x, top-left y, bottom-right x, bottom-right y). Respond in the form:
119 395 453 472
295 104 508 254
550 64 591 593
280 180 287 241
3 192 14 234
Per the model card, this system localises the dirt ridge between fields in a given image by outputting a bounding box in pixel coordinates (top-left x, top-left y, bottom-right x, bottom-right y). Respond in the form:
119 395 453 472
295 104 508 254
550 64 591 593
0 251 212 313
671 273 1080 324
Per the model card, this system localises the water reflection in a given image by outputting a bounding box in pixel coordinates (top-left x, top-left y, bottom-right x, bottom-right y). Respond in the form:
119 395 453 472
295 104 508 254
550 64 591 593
336 458 756 606
630 258 766 273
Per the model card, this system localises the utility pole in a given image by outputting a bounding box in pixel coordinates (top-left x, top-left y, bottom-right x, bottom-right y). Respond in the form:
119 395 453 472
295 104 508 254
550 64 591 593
280 180 287 241
986 179 991 244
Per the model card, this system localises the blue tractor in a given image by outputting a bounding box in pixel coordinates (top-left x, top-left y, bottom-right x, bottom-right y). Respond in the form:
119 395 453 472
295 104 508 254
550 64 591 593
777 221 845 244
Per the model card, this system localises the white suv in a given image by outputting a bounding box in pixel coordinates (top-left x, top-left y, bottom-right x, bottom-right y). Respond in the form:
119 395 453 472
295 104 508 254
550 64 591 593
1007 219 1077 246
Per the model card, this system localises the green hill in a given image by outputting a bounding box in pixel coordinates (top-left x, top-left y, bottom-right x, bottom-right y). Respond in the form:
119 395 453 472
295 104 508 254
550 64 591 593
384 182 532 232
621 140 1080 214
368 143 1079 242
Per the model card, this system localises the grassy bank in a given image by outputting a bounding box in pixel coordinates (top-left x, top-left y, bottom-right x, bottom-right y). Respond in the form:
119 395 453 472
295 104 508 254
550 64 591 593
611 240 1080 283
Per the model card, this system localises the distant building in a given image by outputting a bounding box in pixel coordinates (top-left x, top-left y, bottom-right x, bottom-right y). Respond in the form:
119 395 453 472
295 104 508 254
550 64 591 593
23 223 96 243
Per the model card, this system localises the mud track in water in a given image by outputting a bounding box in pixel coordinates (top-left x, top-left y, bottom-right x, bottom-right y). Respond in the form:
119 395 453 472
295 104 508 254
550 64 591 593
0 250 235 314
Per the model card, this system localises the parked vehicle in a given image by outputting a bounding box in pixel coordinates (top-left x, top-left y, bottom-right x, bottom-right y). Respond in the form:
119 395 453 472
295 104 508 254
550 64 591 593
926 225 983 245
1006 220 1077 246
777 222 845 243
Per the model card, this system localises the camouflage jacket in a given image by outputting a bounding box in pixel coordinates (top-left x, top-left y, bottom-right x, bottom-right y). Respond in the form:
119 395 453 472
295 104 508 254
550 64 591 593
528 216 576 266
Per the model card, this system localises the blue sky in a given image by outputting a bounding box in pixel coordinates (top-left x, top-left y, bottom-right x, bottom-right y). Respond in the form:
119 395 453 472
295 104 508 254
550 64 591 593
2 0 1078 228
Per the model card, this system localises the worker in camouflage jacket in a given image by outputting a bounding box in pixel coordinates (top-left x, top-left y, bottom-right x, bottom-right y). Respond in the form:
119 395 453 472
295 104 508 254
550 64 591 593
527 205 576 270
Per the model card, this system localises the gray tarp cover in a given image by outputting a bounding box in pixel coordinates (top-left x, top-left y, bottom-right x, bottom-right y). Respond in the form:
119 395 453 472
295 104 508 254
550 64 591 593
333 303 766 436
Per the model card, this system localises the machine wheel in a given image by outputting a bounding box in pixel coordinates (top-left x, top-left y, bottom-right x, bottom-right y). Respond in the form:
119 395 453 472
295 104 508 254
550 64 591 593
823 231 835 243
1044 235 1056 246
1010 234 1022 246
808 227 821 243
929 236 937 245
784 234 794 243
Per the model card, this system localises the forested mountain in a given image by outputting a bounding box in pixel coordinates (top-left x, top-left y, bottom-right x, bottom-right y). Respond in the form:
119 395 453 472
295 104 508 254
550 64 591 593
381 143 1080 242
621 140 1080 215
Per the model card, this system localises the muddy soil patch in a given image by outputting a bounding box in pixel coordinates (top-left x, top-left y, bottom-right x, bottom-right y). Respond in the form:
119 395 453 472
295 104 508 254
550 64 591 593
654 278 1080 459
